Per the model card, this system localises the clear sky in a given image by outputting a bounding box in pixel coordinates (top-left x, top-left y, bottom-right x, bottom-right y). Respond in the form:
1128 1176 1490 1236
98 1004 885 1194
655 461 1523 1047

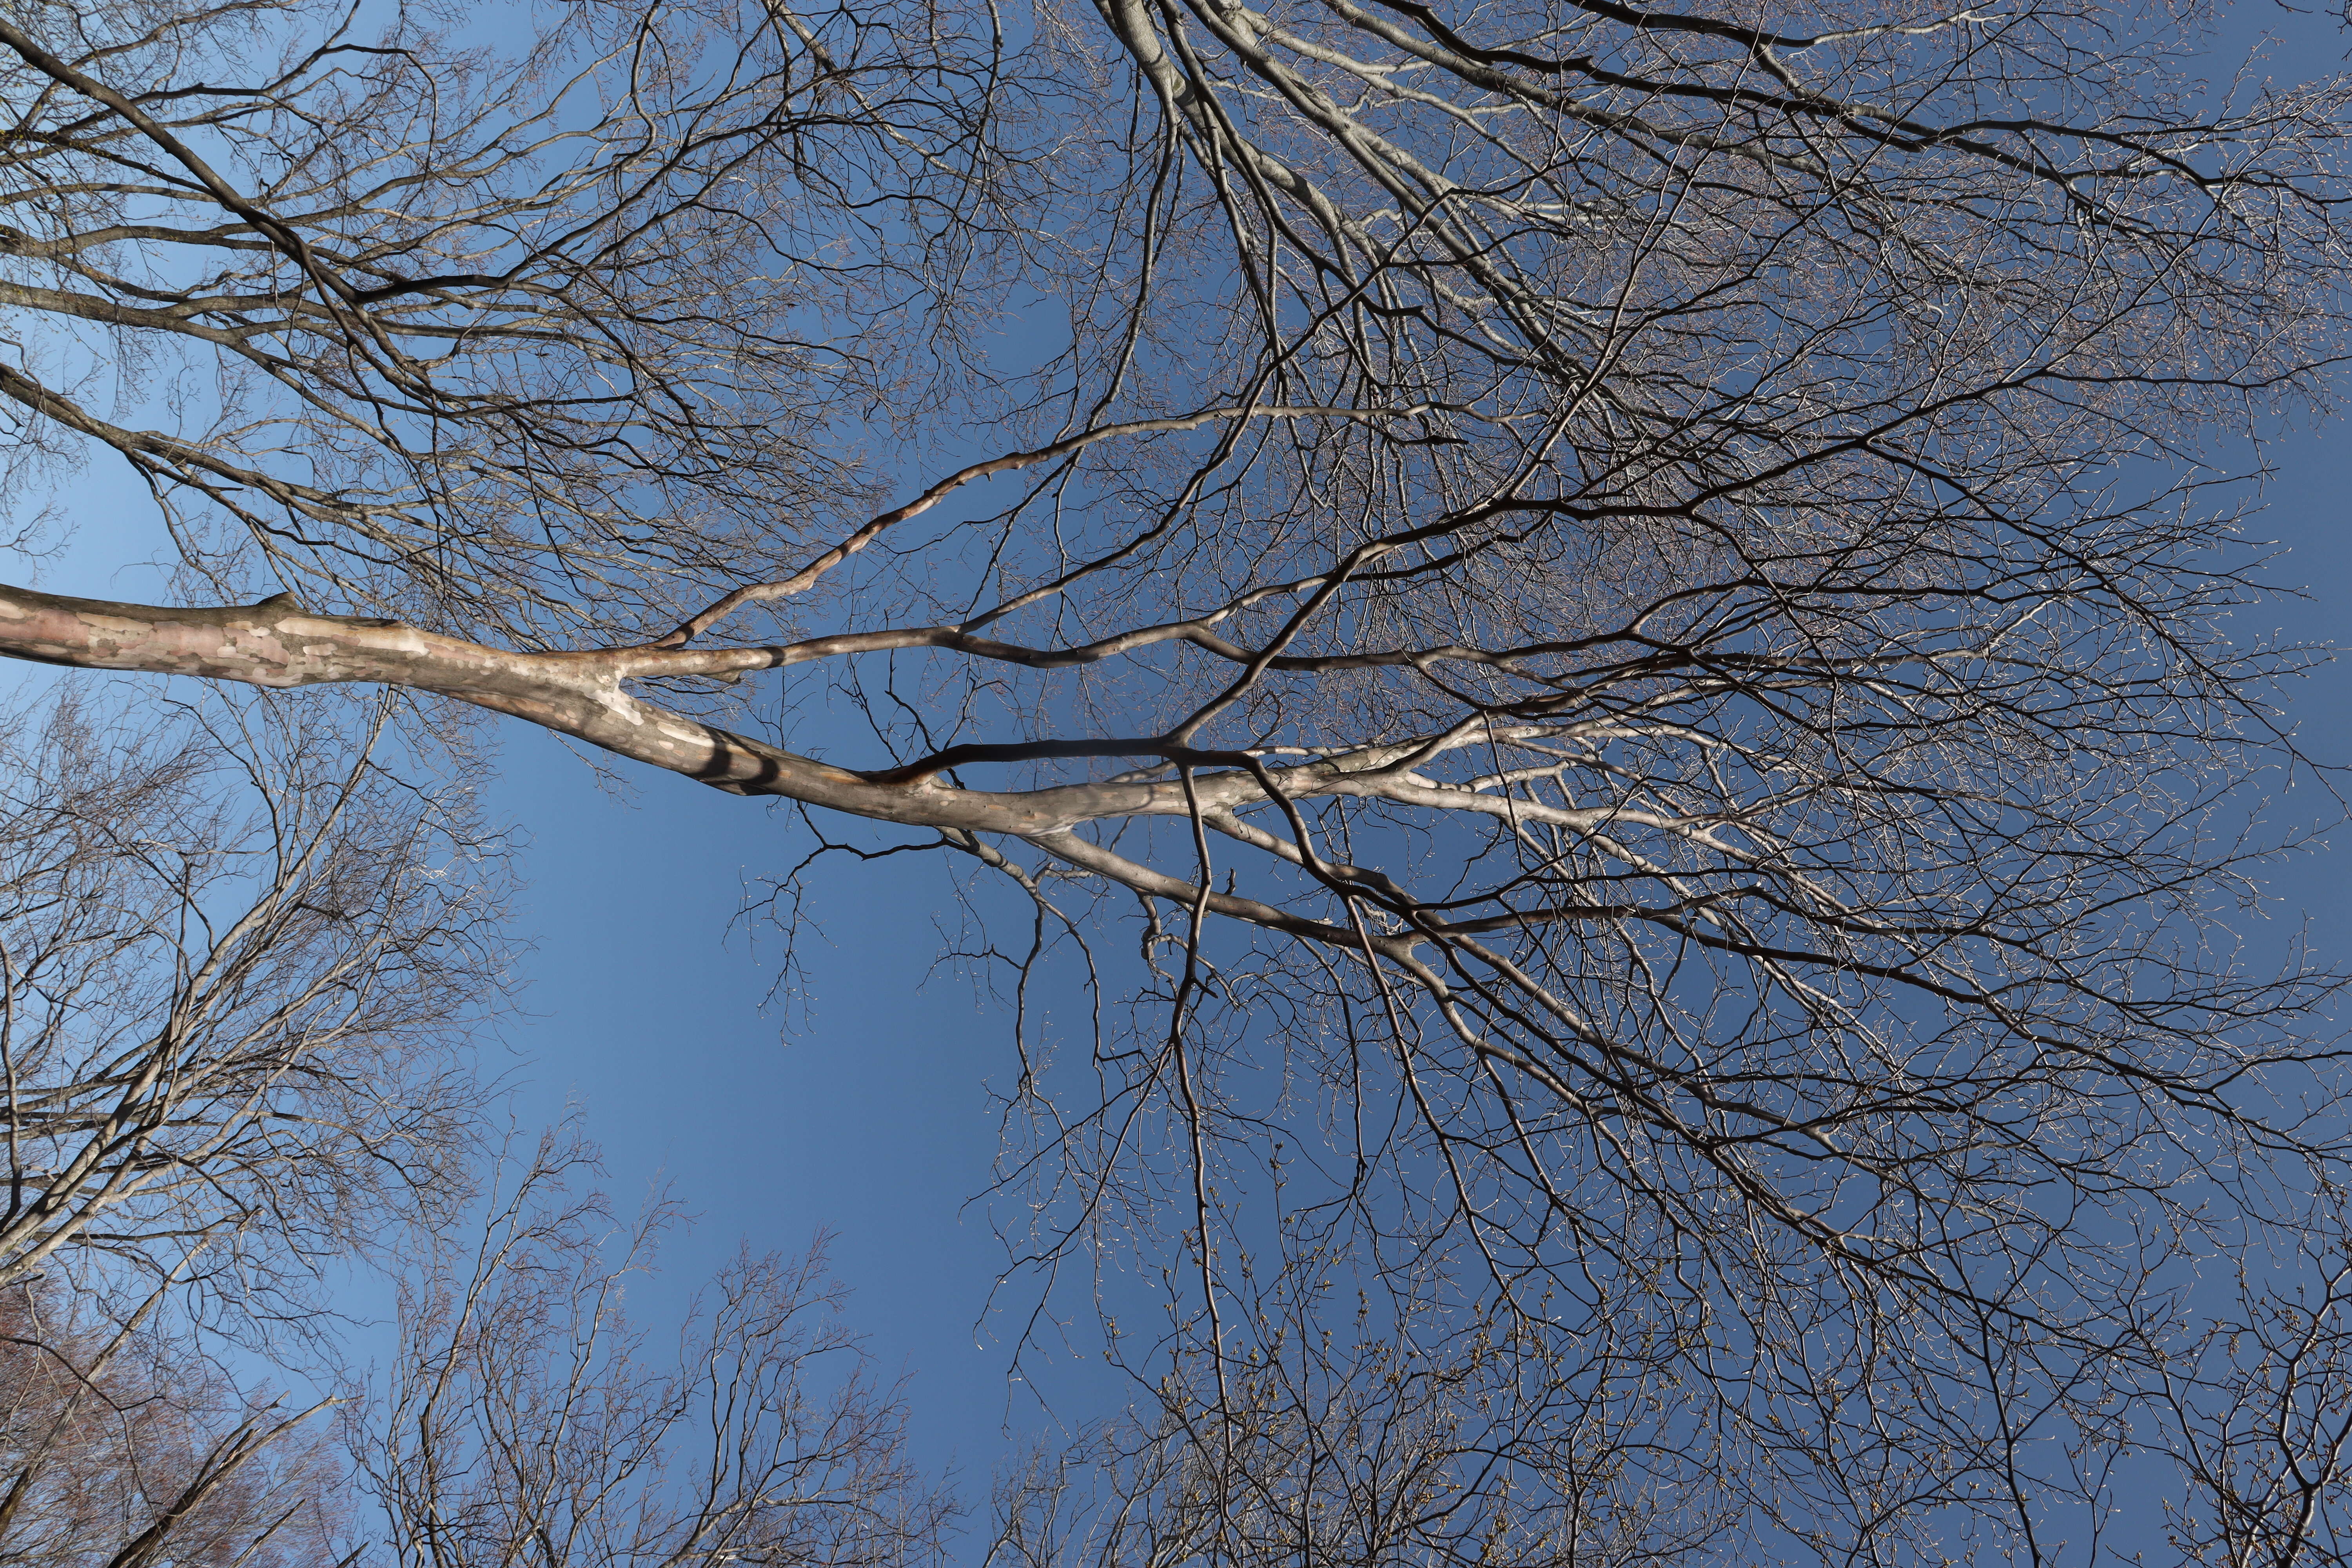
477 722 1066 1486
29 452 1127 1506
15 7 2352 1547
467 391 2352 1523
33 288 2352 1561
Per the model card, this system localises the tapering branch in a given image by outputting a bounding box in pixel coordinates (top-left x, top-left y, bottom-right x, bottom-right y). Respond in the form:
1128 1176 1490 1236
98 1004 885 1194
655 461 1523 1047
649 404 1443 648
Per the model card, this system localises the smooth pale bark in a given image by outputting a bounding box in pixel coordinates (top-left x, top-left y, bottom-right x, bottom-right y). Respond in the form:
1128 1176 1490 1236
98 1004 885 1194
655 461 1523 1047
0 583 1448 882
0 582 1120 829
0 583 1689 969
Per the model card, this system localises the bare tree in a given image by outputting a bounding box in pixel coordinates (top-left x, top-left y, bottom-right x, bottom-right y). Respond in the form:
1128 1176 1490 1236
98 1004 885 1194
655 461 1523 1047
1 0 2351 1559
0 1276 349 1568
986 1250 1735 1568
352 1131 956 1568
0 681 503 1322
0 0 1024 640
0 1131 953 1568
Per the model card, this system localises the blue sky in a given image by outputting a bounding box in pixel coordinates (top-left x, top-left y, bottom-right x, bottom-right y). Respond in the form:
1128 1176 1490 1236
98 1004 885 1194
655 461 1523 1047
358 420 2352 1529
479 722 1056 1483
27 448 1126 1501
32 331 2352 1551
15 5 2352 1539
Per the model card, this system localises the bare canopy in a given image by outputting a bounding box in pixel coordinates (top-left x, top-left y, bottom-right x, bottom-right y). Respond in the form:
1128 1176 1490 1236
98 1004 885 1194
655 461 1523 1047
2 0 2351 1559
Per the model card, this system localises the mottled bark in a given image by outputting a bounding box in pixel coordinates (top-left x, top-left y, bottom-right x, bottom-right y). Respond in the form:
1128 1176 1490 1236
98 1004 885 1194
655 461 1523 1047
0 580 1457 846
